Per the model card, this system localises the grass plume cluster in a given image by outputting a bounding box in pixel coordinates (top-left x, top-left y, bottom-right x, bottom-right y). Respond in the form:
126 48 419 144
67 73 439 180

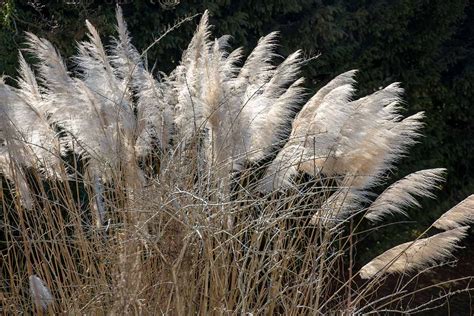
0 7 473 314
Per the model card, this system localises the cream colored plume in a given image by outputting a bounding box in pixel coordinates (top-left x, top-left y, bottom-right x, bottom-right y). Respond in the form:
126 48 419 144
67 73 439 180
75 18 135 133
173 10 211 141
260 70 358 192
3 56 62 174
111 7 172 155
243 52 306 162
172 12 305 176
24 32 73 95
365 168 446 221
261 75 426 223
111 5 143 83
433 195 474 230
25 18 138 180
359 226 468 279
236 31 279 88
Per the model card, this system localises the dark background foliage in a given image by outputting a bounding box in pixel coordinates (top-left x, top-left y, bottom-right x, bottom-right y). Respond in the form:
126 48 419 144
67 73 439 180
1 0 473 281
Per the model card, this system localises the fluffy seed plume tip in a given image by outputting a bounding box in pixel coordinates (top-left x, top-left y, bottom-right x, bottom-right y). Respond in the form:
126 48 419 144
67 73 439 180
434 194 474 230
115 5 127 34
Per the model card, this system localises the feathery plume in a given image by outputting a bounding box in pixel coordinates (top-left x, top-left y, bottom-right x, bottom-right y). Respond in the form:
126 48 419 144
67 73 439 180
365 168 446 221
111 6 172 155
359 226 468 279
75 19 133 122
245 53 305 162
433 195 474 230
260 71 357 191
16 53 43 108
298 69 357 117
173 10 211 141
24 32 73 94
237 31 279 87
111 5 143 83
0 76 61 184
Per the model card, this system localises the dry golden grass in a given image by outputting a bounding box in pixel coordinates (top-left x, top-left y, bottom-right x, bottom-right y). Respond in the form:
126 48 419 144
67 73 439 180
1 150 472 314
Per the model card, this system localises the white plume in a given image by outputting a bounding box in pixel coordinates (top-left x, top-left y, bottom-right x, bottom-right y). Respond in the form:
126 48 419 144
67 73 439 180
24 32 73 95
434 195 474 230
359 226 468 279
365 168 446 221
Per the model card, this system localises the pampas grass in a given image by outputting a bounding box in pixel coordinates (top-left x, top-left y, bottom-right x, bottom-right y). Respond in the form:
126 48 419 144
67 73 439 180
365 168 446 222
434 195 474 230
359 226 469 279
0 7 473 314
